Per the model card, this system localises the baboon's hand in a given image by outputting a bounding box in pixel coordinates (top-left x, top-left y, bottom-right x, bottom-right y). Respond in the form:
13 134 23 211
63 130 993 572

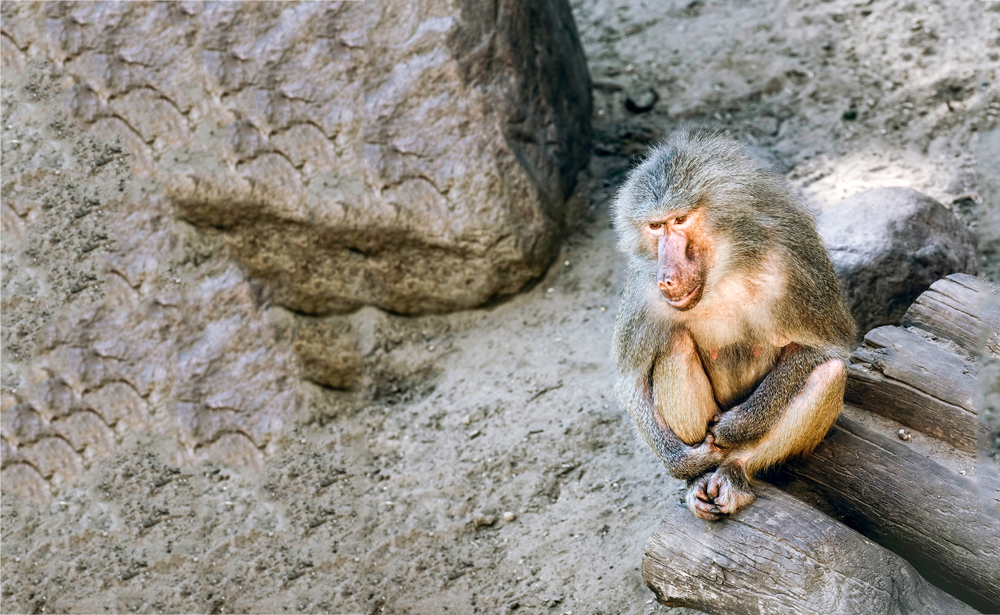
691 433 726 463
710 409 739 449
671 433 727 480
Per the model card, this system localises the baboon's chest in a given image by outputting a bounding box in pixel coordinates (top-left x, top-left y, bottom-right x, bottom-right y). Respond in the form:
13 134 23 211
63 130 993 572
696 341 780 409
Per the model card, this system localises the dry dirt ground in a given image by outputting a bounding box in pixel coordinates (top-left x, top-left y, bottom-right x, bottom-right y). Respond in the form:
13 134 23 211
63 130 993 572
1 0 997 614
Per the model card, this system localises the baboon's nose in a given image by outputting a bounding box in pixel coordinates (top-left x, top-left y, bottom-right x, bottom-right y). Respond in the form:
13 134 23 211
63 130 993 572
658 268 679 292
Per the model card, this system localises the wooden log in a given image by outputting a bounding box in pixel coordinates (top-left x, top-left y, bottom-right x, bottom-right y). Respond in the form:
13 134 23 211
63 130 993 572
846 325 977 452
901 273 1000 358
642 483 975 615
786 415 1000 613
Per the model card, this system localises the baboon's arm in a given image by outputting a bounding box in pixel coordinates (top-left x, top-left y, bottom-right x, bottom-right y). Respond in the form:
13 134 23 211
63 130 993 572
711 344 840 449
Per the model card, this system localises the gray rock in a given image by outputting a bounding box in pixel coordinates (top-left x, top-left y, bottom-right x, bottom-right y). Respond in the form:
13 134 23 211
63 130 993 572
625 88 658 113
2 0 592 315
818 187 978 336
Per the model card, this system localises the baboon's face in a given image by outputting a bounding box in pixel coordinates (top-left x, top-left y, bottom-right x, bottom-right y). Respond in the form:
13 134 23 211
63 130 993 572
645 208 711 311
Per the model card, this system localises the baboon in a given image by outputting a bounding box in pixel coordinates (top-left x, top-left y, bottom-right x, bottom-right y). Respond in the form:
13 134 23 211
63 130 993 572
611 131 855 520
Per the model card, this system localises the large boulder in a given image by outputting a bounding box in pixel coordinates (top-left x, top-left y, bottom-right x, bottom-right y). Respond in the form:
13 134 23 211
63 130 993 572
1 0 592 314
818 187 978 335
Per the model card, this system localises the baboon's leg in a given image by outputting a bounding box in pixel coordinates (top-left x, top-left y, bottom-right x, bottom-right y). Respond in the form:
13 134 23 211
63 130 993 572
653 329 720 446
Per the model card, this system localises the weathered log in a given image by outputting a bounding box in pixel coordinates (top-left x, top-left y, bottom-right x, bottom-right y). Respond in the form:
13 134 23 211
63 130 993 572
642 483 975 615
844 273 996 453
786 415 1000 613
846 325 977 452
901 273 1000 358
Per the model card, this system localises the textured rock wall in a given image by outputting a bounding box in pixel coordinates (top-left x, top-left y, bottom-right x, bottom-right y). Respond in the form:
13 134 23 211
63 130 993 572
1 0 593 315
0 60 290 503
1 0 591 504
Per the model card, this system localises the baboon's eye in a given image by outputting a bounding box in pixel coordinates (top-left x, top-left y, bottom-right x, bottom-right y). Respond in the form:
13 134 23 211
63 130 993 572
648 222 663 230
673 214 689 225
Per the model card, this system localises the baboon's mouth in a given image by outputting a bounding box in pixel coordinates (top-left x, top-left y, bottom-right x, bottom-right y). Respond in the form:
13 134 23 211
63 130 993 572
661 284 702 310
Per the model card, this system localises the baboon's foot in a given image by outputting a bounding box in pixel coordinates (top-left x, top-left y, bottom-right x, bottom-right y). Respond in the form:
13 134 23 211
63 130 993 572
686 474 723 521
705 464 756 517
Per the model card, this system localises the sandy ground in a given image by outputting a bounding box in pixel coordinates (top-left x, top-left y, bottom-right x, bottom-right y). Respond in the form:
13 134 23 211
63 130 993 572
1 0 996 613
